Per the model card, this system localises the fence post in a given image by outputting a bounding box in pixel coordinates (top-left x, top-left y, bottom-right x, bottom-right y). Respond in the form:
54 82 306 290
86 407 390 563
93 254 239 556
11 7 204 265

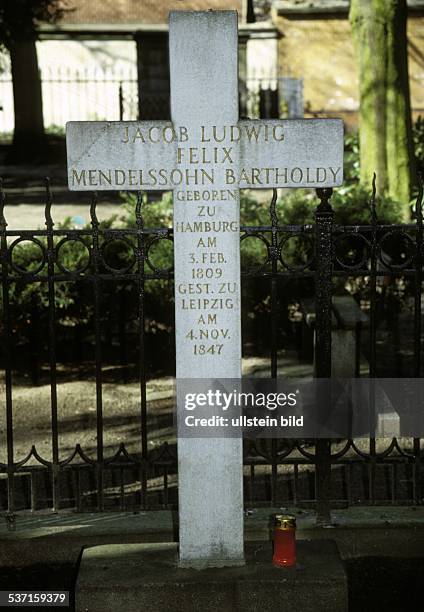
119 83 124 121
314 187 334 525
413 171 424 503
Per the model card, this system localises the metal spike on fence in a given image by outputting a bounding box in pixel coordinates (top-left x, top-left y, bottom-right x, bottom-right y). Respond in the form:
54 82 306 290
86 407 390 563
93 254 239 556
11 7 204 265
370 173 377 225
90 192 99 227
269 187 278 229
269 188 279 262
135 191 144 230
316 187 333 213
44 177 54 229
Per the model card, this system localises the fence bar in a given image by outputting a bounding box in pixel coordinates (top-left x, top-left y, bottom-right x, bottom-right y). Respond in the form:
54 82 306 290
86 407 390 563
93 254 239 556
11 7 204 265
45 180 60 512
293 464 298 506
0 181 15 519
413 171 423 503
368 177 378 504
119 289 128 383
314 188 334 525
90 194 104 510
249 464 254 505
119 83 124 121
29 293 40 385
270 189 278 505
135 193 148 508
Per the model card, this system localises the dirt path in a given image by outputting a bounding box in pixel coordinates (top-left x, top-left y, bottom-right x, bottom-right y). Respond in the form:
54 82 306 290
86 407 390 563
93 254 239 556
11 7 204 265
0 356 313 465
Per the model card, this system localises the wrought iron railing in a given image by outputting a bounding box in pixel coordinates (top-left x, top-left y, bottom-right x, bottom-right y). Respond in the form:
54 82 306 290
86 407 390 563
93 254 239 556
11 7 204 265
0 66 138 135
1 176 423 526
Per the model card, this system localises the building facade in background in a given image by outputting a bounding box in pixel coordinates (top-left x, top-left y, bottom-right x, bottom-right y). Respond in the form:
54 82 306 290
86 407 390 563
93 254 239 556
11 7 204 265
273 0 424 129
0 0 294 137
5 0 421 137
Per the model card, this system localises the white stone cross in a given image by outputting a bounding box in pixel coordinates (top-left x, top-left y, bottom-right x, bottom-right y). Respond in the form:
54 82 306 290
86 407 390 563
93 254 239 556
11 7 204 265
66 10 343 568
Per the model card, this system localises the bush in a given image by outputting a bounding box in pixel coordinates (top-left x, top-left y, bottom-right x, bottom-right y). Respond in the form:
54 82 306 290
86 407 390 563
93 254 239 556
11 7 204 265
276 184 402 227
344 131 360 183
413 115 424 169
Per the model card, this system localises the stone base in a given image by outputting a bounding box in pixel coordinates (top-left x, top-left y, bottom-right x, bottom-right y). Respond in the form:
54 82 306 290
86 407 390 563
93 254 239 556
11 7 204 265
76 540 347 612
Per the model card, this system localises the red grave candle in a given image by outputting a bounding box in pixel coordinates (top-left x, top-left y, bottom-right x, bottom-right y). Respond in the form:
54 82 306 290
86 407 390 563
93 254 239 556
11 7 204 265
272 514 296 567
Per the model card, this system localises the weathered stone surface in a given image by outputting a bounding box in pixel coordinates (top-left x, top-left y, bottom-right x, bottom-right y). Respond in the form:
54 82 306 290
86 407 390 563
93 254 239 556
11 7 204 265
75 540 348 612
65 9 345 570
66 118 343 191
169 9 244 569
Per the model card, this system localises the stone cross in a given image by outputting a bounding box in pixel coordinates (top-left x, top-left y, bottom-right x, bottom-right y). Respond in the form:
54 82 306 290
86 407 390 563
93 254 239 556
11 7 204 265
66 10 343 568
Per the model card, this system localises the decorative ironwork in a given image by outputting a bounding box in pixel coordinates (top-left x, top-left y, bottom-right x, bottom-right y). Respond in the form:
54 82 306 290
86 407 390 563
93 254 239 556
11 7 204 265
1 176 424 524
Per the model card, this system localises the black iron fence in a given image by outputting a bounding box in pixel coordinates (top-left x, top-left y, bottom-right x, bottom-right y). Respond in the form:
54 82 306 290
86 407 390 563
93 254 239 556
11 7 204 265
1 177 424 527
245 76 303 119
0 66 138 134
0 70 301 137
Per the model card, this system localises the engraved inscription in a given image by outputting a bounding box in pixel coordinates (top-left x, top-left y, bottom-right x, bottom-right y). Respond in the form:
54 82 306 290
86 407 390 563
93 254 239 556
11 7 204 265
67 118 344 359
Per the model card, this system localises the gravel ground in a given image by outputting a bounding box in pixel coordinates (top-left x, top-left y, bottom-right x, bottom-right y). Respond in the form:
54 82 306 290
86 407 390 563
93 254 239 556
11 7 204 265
0 372 176 465
0 355 415 467
0 355 312 465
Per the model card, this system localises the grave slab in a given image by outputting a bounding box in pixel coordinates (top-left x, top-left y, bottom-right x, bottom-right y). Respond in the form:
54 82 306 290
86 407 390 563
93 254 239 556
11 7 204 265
75 540 348 612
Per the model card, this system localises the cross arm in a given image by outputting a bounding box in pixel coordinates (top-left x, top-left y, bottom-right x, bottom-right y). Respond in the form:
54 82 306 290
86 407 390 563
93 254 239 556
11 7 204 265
66 120 178 191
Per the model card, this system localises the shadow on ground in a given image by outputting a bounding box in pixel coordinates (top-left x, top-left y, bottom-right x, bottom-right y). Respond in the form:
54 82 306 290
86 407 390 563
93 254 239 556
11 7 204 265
0 562 77 611
1 556 424 611
347 556 424 611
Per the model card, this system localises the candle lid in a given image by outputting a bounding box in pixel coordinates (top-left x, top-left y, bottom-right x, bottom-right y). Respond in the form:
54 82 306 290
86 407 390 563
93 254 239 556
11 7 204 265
275 514 296 530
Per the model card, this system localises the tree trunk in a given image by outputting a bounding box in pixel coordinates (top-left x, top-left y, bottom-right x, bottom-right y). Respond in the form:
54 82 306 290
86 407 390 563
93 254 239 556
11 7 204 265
9 37 45 159
349 0 415 210
385 0 415 205
349 0 388 195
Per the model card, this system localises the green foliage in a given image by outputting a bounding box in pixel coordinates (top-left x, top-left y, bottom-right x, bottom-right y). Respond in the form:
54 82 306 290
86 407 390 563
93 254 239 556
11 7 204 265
0 129 411 369
122 190 276 274
46 124 65 137
331 184 403 225
7 236 92 335
3 182 403 328
344 132 360 183
413 115 424 169
274 184 402 227
123 192 173 228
